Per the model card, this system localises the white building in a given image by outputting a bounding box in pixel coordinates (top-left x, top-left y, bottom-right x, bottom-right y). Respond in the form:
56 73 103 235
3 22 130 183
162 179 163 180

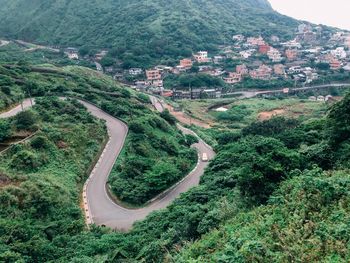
129 68 143 75
282 39 302 49
240 49 255 59
267 48 283 62
343 63 350 71
232 34 245 42
246 36 265 46
67 53 79 60
194 51 210 63
331 47 347 59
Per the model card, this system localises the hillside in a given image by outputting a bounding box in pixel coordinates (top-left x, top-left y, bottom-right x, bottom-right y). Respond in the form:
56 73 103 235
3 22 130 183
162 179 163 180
1 45 350 261
0 0 298 66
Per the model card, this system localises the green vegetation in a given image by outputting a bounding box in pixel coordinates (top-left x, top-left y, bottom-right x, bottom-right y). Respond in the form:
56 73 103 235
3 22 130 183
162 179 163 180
2 47 350 262
0 61 196 207
176 169 350 262
173 92 350 262
176 97 328 131
108 111 196 205
0 42 90 68
0 97 107 262
0 0 297 67
164 73 226 89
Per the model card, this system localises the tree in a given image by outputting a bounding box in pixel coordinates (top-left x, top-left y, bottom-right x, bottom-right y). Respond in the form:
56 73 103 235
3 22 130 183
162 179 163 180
315 62 330 71
31 136 49 149
242 117 300 137
78 46 90 57
1 86 11 95
185 134 199 146
0 119 11 142
160 109 176 125
15 110 38 130
328 93 350 146
10 150 41 171
145 162 180 192
100 57 115 67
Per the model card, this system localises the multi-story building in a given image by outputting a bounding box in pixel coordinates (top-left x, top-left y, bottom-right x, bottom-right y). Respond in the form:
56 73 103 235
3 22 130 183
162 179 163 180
331 47 347 59
281 39 302 49
298 23 312 34
95 50 108 61
285 49 298 60
267 48 283 62
129 68 143 75
213 56 224 64
65 47 79 60
250 65 272 80
240 49 255 59
202 89 219 99
146 69 162 80
224 72 242 84
180 59 193 68
236 64 249 75
194 51 210 63
232 34 245 42
271 35 280 43
329 59 342 70
273 64 286 76
172 90 191 100
246 36 265 46
344 35 350 48
258 44 271 54
303 67 319 83
152 79 163 88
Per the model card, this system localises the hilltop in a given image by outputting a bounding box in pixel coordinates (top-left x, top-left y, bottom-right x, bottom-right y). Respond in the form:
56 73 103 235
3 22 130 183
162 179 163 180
0 0 298 66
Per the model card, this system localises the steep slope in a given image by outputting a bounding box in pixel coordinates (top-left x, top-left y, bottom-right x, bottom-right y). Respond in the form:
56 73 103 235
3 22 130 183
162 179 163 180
0 0 297 65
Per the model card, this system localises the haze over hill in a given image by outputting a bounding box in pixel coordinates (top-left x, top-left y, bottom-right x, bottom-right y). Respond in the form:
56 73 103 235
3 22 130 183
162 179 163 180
0 0 298 65
269 0 350 30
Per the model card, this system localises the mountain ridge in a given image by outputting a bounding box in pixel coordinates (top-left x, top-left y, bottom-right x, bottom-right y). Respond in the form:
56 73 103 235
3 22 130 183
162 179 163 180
0 0 297 66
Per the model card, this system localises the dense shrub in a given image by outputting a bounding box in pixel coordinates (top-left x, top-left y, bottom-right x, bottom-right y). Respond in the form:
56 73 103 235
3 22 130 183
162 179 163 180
0 119 11 142
10 150 42 171
14 110 38 130
30 136 49 149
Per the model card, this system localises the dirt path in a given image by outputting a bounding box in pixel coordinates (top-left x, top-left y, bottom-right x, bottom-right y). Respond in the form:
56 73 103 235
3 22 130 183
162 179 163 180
164 104 211 128
258 109 286 121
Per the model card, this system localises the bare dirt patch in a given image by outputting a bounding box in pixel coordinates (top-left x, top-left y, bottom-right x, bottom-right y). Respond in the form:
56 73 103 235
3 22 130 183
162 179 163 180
0 173 10 187
164 104 211 128
57 140 68 149
258 109 286 121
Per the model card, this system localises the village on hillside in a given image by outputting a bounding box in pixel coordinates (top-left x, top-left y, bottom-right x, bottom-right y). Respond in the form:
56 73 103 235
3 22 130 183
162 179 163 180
3 23 350 101
98 23 349 100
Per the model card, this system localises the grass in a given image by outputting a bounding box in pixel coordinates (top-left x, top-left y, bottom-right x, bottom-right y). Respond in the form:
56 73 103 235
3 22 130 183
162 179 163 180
178 97 328 129
175 97 329 145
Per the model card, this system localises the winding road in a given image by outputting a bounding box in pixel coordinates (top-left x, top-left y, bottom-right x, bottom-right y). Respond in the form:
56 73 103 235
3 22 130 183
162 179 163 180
0 97 214 231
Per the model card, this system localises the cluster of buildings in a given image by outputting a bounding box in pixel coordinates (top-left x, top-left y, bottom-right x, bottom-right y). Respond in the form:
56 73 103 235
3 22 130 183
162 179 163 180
135 24 350 99
219 25 350 86
62 23 350 101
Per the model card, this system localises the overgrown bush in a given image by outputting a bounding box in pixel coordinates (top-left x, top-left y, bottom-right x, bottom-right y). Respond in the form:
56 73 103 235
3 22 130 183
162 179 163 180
10 150 42 171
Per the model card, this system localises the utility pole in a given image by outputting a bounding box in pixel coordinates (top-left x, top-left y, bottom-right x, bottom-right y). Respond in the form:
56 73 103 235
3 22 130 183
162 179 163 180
24 84 33 106
189 83 192 100
20 97 24 111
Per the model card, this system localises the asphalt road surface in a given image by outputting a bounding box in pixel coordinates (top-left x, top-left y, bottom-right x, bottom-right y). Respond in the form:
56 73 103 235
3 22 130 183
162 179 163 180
84 98 214 231
0 99 35 119
1 97 215 231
